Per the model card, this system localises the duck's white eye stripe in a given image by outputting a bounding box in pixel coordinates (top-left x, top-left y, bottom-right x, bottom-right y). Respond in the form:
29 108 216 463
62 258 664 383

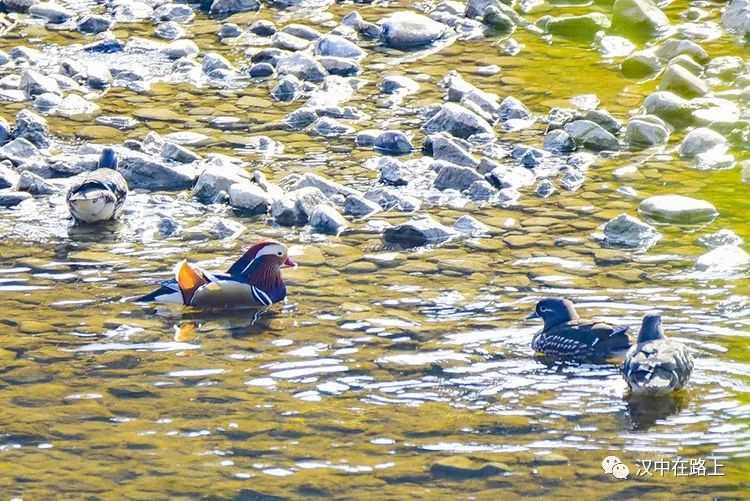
540 306 553 313
251 286 272 306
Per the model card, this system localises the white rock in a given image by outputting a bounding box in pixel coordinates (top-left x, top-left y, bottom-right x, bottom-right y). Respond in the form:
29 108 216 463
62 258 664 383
639 194 718 224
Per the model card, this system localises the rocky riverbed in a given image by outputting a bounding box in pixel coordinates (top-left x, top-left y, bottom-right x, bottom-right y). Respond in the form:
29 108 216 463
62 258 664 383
1 0 750 497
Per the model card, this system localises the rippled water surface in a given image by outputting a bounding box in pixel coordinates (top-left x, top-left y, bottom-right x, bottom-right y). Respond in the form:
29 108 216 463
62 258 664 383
2 0 750 498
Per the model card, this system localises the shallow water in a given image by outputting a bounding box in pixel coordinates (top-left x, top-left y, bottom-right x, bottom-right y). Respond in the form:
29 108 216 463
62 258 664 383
2 0 750 498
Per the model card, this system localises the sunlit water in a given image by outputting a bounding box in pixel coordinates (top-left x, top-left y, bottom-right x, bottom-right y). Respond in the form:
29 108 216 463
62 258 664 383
1 0 750 497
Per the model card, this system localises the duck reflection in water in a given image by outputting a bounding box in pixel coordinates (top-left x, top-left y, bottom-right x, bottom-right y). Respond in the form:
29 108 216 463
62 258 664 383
626 392 689 431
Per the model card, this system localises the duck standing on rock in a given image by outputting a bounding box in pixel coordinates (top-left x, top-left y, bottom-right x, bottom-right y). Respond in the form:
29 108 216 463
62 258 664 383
66 148 128 224
136 240 296 309
527 298 632 361
622 314 693 396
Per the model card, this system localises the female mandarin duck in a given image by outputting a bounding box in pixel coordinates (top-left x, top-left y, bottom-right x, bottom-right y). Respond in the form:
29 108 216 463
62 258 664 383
527 298 632 361
622 314 693 396
66 147 129 224
136 240 296 308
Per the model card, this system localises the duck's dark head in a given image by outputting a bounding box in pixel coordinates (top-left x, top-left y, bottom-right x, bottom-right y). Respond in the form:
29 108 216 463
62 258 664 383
98 147 118 169
527 298 579 328
638 314 665 342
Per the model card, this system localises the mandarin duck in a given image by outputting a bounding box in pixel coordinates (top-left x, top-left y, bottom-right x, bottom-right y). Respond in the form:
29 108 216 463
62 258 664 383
527 298 632 361
622 314 693 396
136 240 296 309
67 148 128 224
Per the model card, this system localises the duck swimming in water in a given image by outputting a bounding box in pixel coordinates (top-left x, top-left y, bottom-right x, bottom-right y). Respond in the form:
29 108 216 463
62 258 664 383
527 298 632 361
136 240 296 309
622 314 693 396
66 148 128 224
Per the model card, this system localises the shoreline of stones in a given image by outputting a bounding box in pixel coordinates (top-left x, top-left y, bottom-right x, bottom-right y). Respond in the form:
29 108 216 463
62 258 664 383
0 0 748 272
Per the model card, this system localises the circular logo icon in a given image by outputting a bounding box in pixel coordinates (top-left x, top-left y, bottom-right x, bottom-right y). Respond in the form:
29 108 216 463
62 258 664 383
602 456 620 474
612 462 630 480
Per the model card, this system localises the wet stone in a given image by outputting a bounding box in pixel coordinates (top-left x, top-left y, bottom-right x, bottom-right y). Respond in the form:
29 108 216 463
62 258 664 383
431 457 511 479
383 217 456 248
602 213 661 250
640 194 718 224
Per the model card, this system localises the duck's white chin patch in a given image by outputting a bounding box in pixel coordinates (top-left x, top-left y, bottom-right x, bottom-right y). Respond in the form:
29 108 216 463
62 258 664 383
153 291 183 305
69 193 116 223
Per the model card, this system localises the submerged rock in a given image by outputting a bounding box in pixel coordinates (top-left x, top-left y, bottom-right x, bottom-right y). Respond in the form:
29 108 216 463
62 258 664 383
602 213 661 250
695 245 750 272
640 194 718 224
454 215 490 236
678 127 727 158
380 11 449 50
542 13 611 42
699 229 743 248
383 216 456 247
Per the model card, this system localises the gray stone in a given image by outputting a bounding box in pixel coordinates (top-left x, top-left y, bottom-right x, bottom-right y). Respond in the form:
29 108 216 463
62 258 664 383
281 24 321 41
163 39 199 59
272 32 309 51
0 138 38 165
584 109 622 134
378 157 408 186
314 34 365 60
380 11 449 50
467 179 496 201
380 75 419 95
383 216 457 247
669 55 703 76
624 115 670 147
0 190 32 207
425 133 478 167
723 0 750 36
78 15 113 34
695 245 750 272
483 7 516 35
16 109 51 144
423 102 495 140
454 215 489 236
154 3 194 22
679 127 727 158
535 179 556 198
0 161 19 188
640 194 718 224
319 57 360 77
87 65 112 89
228 182 271 214
193 164 251 203
310 204 348 235
310 117 354 137
285 108 317 130
355 130 379 147
271 186 327 226
365 187 421 212
162 142 200 163
155 21 185 40
276 53 327 83
612 0 669 38
466 0 502 18
433 163 484 191
209 0 260 16
699 229 743 249
655 39 709 63
660 65 708 98
643 91 694 128
271 75 302 102
118 151 196 191
29 2 73 23
486 164 535 189
374 130 413 154
602 213 661 250
219 23 242 38
293 172 355 199
344 194 381 217
17 170 56 195
498 96 531 121
0 117 9 144
563 120 619 151
250 20 276 36
248 63 275 78
543 129 576 152
621 50 662 79
203 52 232 74
21 70 60 99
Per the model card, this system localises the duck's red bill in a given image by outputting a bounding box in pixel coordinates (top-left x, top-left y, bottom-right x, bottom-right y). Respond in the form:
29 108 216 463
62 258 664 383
283 256 297 268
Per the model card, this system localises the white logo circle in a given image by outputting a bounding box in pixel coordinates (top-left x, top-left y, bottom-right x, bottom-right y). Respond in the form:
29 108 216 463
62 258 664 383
601 455 620 474
612 462 630 479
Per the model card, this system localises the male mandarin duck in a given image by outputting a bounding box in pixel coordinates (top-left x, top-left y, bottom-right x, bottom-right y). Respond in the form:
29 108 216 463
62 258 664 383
66 147 129 224
622 314 693 396
527 298 632 361
136 240 296 308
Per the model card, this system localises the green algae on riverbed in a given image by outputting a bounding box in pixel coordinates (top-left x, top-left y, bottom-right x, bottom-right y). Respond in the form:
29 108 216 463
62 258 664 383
1 0 750 498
